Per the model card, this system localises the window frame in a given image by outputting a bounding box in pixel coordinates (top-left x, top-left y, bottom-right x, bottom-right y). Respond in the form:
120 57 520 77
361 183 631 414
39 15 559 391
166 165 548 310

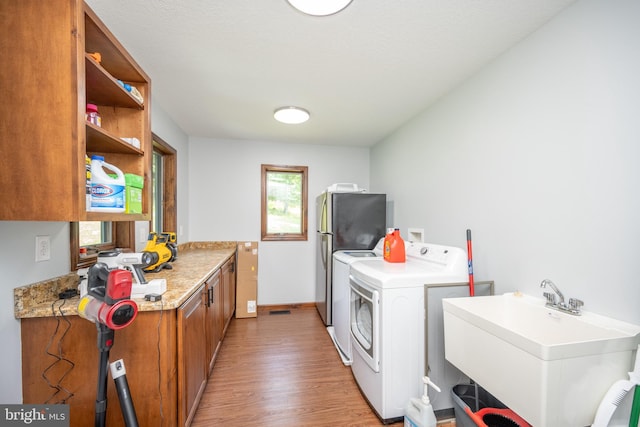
261 164 308 241
152 134 177 233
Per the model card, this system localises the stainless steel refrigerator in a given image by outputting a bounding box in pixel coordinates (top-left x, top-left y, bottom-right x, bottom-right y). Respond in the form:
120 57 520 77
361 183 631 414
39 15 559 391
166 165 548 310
315 190 386 325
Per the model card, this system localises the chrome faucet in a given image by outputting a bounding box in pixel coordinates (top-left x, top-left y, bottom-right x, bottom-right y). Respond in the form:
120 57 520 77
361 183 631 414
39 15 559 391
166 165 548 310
540 279 565 305
540 279 583 315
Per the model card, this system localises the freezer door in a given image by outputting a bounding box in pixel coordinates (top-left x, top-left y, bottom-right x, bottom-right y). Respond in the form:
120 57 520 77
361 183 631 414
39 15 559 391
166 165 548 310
315 231 332 325
331 193 386 250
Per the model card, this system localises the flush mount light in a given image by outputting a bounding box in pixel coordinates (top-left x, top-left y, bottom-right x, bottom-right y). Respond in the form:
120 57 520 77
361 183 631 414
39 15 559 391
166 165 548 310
274 106 310 124
286 0 353 16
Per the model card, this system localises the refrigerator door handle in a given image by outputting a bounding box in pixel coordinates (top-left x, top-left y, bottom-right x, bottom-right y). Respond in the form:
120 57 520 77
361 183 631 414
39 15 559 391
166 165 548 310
320 193 328 233
321 234 328 268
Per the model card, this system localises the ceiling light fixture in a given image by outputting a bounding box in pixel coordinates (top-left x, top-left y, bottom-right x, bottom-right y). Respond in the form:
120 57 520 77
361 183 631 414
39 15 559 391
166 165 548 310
286 0 353 16
274 106 310 124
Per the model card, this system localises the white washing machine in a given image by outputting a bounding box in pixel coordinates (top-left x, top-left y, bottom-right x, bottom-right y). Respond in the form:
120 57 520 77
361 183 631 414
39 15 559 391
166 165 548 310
330 239 384 365
349 241 468 424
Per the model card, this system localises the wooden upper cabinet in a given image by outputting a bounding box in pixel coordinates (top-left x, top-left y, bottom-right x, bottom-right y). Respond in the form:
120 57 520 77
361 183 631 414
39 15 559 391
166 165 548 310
0 0 151 221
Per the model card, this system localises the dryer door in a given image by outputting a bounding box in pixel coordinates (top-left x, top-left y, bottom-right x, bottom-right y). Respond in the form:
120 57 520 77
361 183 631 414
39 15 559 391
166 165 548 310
349 274 379 372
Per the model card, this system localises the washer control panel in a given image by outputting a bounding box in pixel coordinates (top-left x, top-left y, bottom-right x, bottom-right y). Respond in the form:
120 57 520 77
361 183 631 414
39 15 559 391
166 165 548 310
406 242 459 266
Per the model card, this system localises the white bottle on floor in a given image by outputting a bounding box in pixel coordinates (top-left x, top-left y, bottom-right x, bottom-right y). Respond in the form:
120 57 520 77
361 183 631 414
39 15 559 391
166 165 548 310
404 376 440 427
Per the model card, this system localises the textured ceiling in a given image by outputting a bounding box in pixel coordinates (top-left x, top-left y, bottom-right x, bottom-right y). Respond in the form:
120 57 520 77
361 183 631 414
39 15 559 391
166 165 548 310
86 0 577 146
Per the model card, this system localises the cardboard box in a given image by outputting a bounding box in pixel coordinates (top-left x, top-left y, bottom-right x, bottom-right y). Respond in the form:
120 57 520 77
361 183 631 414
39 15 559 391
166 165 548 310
236 277 257 318
236 241 258 318
236 241 258 279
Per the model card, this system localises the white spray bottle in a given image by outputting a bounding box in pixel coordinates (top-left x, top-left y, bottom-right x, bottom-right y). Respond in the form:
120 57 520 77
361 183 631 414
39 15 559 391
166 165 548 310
404 376 441 427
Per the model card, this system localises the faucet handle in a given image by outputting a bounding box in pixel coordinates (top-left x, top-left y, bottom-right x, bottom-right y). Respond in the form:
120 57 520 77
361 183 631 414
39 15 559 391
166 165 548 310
569 298 583 311
543 292 556 305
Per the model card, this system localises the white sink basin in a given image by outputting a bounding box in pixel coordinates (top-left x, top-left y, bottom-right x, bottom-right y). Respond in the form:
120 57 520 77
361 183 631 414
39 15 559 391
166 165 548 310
443 293 640 427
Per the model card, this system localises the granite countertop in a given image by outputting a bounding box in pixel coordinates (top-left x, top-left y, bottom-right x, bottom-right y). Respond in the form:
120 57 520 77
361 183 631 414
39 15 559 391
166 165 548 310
14 241 237 319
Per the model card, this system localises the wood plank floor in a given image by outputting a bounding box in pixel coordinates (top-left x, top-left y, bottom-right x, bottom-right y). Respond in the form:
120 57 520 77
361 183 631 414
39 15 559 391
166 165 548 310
191 306 455 427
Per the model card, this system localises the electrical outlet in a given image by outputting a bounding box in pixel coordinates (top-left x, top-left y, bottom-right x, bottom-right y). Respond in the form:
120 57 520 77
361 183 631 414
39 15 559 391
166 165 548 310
247 300 256 313
35 235 51 262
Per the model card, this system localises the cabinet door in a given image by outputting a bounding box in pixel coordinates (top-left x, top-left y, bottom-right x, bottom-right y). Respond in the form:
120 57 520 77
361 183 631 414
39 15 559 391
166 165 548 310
205 270 222 373
21 312 178 427
221 258 236 330
177 285 207 427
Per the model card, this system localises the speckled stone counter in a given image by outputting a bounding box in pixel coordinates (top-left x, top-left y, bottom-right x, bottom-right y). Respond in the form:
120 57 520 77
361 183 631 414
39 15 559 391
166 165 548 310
14 241 237 319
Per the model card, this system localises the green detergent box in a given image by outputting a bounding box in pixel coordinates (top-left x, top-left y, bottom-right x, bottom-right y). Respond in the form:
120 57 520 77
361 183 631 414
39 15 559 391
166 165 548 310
124 173 143 214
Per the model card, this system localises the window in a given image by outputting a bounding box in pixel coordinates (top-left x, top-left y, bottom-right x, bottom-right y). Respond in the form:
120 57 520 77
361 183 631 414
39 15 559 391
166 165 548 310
261 164 308 241
71 221 118 269
79 221 113 247
70 133 177 270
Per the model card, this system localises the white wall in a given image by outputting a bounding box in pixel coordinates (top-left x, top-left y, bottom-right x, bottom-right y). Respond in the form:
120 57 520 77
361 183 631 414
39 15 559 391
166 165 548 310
0 222 70 403
187 138 370 305
371 0 640 324
133 102 192 250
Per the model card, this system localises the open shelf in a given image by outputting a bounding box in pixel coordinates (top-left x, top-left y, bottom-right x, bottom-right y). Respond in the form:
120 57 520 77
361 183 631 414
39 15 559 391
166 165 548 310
86 123 144 155
85 54 144 109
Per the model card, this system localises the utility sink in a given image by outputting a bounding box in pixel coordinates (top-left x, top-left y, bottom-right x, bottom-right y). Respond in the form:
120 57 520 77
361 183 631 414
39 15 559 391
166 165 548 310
443 293 640 427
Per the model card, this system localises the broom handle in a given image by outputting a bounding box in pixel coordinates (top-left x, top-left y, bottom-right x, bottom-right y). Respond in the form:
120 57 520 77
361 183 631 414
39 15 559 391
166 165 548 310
467 229 475 297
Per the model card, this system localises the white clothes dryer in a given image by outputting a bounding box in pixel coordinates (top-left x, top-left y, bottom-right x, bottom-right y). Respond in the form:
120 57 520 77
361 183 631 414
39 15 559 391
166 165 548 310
330 239 384 365
349 241 468 424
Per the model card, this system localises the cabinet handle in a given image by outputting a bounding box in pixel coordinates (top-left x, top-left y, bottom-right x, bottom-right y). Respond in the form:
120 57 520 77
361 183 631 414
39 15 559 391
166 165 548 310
208 287 214 306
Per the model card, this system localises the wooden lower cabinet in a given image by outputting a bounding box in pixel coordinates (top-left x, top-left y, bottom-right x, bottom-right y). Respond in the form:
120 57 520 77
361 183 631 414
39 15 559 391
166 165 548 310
178 285 207 427
205 270 223 374
21 310 178 427
221 257 236 330
21 258 236 427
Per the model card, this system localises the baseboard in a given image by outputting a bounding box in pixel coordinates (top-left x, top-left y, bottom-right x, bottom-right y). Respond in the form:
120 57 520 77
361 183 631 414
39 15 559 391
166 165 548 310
257 302 316 313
